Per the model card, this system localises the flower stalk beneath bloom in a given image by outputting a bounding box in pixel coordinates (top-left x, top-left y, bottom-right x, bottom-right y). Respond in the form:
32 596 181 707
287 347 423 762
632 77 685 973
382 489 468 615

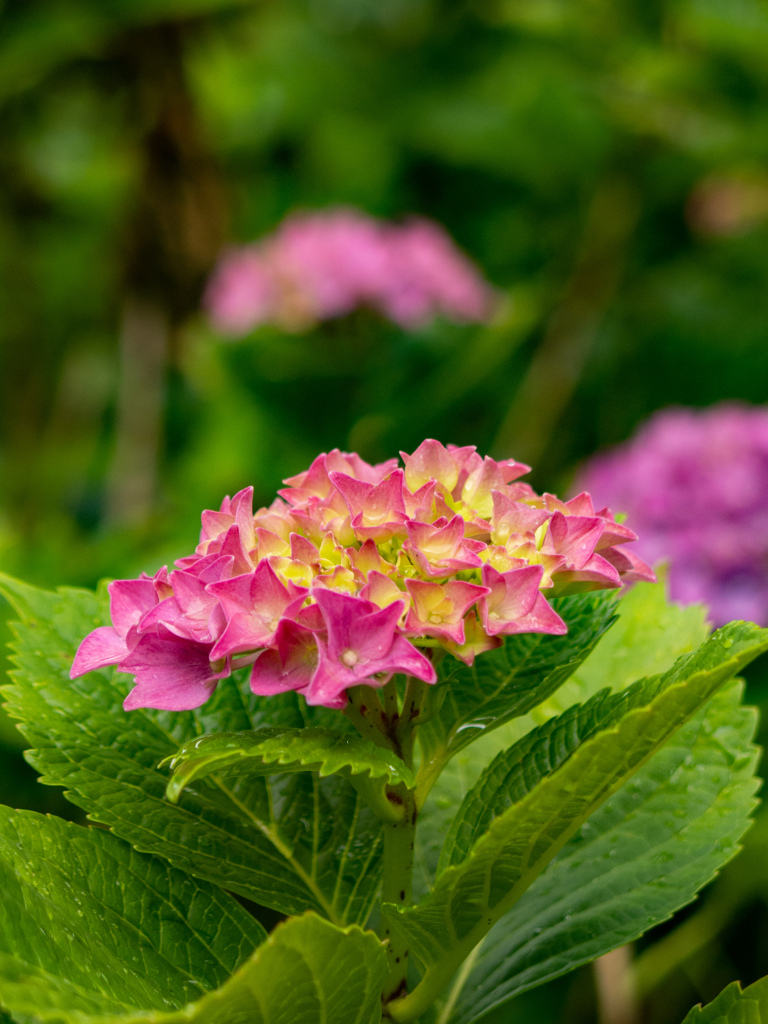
342 674 434 1003
342 685 391 752
381 786 418 1004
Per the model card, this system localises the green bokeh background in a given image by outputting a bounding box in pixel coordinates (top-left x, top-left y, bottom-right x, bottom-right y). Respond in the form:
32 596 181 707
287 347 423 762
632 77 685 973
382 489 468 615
1 1 768 1021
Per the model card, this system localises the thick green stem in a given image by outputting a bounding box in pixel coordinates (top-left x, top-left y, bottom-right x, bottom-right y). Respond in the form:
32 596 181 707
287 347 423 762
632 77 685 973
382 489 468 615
381 787 418 1004
386 945 474 1023
398 676 426 742
343 686 391 749
382 678 401 725
345 677 432 1006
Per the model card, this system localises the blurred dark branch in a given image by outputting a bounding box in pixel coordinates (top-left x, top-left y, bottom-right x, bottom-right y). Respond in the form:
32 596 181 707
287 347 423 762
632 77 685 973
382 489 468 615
107 298 170 525
119 21 227 323
0 1 255 103
0 144 64 536
491 177 640 466
106 20 228 526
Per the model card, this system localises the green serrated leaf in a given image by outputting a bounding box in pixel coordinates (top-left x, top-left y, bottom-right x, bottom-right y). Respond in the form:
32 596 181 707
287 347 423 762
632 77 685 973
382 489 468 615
413 579 712 900
438 608 736 875
681 976 768 1024
164 727 414 822
0 917 386 1024
438 685 626 873
447 679 759 1024
0 574 382 925
416 591 617 793
0 817 385 1024
0 806 265 1020
385 621 768 1023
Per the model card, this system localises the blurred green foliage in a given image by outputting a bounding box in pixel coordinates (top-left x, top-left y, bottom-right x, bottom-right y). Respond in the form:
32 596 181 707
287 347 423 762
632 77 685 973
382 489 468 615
3 0 768 586
1 0 768 1021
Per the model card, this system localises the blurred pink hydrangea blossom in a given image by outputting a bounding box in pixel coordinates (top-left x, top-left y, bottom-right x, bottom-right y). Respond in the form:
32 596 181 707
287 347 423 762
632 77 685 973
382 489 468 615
72 441 652 713
579 403 768 626
204 208 496 335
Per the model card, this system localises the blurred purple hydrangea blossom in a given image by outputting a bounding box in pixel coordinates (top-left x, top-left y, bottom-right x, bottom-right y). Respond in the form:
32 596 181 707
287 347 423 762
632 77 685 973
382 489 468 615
204 207 496 335
579 403 768 626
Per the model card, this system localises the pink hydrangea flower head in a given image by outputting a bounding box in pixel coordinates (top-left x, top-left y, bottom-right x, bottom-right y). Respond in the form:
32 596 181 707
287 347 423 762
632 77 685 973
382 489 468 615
204 208 496 335
72 440 652 711
579 402 768 625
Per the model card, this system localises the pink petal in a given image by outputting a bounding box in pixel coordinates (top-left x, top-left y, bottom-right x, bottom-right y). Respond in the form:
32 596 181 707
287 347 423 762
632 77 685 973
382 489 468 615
551 552 622 593
108 578 159 638
495 458 531 484
250 619 319 696
480 564 544 635
401 439 459 493
282 452 331 494
382 634 437 682
218 525 254 575
302 658 357 709
492 590 567 636
601 545 656 583
211 593 306 659
403 479 438 519
444 614 502 666
313 587 403 662
491 491 550 535
208 561 307 659
461 456 506 511
549 513 605 570
120 628 226 711
290 533 321 564
71 627 128 678
364 469 406 520
169 570 218 621
329 472 373 518
138 596 189 639
404 579 489 644
250 650 313 696
561 492 596 516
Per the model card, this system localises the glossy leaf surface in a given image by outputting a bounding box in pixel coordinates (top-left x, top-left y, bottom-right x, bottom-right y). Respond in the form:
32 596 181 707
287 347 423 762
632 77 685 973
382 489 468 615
386 622 768 1001
0 806 265 1020
448 679 758 1023
0 815 385 1024
413 580 711 899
